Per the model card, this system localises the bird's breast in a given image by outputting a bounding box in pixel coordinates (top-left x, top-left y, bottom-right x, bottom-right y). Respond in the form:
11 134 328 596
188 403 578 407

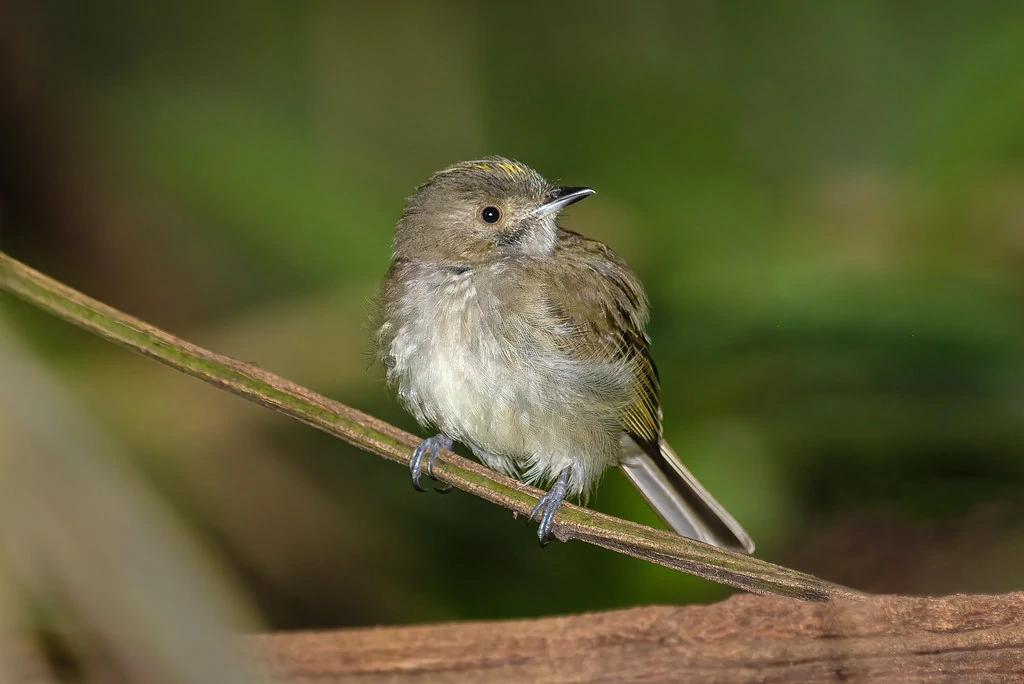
381 262 631 487
385 268 530 442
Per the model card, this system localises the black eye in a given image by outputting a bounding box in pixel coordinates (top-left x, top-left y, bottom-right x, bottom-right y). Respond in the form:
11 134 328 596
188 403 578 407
481 206 501 223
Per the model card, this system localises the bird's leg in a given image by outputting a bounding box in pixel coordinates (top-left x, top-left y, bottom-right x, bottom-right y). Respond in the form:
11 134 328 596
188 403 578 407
410 434 454 493
529 467 570 546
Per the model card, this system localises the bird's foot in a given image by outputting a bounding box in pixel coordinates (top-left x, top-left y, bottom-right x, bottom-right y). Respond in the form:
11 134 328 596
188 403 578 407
410 434 454 493
529 467 570 546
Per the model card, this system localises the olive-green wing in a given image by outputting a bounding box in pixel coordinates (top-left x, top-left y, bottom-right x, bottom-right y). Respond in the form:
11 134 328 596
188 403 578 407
532 233 662 456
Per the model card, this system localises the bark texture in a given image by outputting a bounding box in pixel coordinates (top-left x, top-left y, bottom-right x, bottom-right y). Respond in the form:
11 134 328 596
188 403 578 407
254 592 1024 683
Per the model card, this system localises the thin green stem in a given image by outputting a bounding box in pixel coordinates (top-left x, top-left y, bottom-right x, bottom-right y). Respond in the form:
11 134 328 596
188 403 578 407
0 251 864 601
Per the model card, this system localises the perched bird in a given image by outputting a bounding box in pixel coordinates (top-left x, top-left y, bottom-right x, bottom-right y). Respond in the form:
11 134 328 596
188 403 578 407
374 157 754 553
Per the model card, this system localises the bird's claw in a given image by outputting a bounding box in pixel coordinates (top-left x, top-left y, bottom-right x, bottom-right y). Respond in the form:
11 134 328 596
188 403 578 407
528 467 570 546
410 434 454 493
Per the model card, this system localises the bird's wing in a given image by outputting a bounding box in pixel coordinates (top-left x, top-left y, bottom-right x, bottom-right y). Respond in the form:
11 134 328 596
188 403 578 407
527 232 662 454
519 233 754 553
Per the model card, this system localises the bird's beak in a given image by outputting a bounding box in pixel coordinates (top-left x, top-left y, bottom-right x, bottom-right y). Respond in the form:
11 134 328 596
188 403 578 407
534 186 595 217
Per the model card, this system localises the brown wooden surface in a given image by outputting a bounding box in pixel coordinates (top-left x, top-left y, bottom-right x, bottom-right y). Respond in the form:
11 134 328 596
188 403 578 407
254 592 1024 683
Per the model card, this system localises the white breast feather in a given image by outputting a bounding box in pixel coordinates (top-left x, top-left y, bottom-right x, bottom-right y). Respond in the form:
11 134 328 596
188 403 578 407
386 270 628 496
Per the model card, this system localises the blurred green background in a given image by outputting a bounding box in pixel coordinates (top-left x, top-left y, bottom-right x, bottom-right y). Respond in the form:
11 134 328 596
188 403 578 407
2 0 1023 632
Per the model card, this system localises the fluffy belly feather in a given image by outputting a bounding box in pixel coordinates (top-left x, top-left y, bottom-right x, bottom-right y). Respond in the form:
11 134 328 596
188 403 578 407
383 273 626 494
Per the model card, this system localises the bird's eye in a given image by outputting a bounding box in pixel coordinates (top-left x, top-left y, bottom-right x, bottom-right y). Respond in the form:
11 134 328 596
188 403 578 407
481 206 501 223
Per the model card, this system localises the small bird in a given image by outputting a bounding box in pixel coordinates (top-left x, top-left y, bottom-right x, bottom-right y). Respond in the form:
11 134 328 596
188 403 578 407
374 157 754 553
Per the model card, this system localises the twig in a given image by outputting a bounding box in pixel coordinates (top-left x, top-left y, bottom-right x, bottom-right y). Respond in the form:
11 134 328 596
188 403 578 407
0 251 864 601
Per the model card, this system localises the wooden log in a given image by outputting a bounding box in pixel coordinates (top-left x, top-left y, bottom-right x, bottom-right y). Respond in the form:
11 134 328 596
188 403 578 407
254 592 1024 683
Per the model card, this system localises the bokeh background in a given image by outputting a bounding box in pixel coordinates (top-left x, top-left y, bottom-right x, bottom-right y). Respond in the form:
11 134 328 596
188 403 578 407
2 0 1024 639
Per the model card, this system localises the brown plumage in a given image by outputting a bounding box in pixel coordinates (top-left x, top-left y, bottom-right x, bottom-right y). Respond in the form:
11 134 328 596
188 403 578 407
374 157 753 551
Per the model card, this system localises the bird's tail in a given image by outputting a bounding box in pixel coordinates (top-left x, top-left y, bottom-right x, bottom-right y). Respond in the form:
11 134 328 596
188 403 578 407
619 437 755 554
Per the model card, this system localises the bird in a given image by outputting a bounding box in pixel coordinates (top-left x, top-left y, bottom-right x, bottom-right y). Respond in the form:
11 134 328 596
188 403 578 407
373 157 754 553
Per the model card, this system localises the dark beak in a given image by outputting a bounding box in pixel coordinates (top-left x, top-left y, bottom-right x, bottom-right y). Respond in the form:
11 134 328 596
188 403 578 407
534 186 595 217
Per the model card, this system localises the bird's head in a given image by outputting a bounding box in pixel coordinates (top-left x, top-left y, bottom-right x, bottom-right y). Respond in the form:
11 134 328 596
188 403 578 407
392 157 594 264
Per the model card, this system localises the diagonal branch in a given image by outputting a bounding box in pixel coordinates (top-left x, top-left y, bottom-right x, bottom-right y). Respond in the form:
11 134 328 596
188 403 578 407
0 251 864 601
